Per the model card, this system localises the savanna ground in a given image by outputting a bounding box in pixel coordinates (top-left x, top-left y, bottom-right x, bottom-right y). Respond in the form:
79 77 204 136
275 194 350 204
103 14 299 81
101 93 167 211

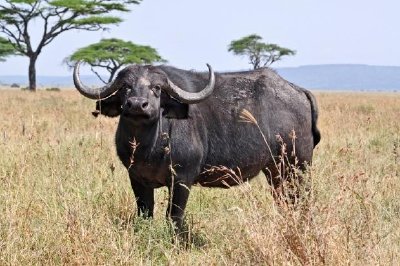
0 89 399 265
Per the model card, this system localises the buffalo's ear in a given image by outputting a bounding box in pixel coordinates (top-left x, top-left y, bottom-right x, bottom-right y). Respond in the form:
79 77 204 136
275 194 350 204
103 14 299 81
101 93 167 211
92 94 122 118
161 92 189 119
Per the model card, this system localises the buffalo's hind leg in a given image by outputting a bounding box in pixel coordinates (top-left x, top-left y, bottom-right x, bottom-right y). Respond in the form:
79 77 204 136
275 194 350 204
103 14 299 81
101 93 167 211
129 177 155 218
263 167 285 202
263 163 306 205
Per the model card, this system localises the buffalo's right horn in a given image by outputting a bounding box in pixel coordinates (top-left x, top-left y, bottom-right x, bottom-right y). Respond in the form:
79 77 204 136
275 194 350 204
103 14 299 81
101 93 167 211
164 64 215 104
73 61 121 100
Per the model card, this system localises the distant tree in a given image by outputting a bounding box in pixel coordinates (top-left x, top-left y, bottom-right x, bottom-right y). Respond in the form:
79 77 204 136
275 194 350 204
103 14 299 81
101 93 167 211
0 36 18 61
67 38 166 83
228 34 295 69
0 0 140 91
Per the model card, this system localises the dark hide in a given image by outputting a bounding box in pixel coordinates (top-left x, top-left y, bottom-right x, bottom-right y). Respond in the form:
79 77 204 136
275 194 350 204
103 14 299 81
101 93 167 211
92 92 122 118
88 65 321 230
160 92 189 119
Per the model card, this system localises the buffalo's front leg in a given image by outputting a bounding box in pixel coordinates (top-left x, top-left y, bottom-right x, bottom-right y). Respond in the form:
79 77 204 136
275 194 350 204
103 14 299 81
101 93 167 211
166 181 191 231
129 177 155 218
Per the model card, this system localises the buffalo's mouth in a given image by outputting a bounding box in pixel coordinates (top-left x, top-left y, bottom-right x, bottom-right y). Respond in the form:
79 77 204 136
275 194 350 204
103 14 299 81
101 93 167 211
122 111 151 121
123 112 151 119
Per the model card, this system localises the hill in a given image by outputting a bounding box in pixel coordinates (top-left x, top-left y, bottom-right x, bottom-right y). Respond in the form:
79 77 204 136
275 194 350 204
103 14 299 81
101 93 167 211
276 64 400 91
1 64 400 91
0 75 103 88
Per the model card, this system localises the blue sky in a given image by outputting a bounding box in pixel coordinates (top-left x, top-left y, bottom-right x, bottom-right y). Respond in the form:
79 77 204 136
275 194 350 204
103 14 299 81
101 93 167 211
0 0 399 75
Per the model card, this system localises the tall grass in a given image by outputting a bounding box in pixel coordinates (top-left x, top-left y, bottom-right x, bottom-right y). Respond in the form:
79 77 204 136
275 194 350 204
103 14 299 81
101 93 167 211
0 90 399 264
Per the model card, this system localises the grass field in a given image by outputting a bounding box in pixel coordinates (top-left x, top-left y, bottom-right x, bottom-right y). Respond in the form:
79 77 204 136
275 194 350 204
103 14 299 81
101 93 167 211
1 89 399 265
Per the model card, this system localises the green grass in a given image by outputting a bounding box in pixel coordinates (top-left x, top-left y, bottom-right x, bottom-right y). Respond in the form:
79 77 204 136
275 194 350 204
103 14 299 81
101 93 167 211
1 90 399 264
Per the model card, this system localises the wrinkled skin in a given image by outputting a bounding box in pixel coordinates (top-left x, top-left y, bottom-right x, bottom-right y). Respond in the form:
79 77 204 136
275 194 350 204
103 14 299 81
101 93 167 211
86 65 321 232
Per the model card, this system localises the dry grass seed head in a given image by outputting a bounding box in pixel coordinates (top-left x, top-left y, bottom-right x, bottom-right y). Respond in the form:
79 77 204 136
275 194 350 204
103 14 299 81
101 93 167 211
239 109 258 124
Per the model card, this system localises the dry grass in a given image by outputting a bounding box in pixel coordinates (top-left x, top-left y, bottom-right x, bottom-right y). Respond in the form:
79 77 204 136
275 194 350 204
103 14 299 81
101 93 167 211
0 89 399 265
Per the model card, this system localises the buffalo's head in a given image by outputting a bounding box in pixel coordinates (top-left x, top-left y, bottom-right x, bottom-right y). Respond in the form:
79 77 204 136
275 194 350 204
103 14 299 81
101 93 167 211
74 62 215 124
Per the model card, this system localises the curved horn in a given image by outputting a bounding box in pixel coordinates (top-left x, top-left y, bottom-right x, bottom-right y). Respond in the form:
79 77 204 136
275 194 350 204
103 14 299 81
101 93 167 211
164 64 215 104
73 61 121 100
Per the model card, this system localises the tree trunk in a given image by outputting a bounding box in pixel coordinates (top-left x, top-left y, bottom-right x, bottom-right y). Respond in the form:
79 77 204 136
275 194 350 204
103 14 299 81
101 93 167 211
108 68 118 83
28 55 37 92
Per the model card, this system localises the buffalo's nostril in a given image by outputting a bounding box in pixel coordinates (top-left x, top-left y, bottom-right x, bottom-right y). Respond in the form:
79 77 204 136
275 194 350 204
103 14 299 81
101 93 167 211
126 98 148 112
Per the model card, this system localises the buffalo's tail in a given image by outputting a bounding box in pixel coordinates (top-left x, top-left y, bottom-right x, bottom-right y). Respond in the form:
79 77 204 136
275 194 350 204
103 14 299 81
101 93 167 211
303 89 321 147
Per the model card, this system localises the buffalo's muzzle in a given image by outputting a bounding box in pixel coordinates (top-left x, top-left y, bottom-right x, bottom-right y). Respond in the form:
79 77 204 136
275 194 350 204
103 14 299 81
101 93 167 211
125 97 149 113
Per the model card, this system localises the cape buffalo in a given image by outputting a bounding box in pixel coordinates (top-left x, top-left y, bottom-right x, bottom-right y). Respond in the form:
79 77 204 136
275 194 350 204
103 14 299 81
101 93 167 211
73 62 321 231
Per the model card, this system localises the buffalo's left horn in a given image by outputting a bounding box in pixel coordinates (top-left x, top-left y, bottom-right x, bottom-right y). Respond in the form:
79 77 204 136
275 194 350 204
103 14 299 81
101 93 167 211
73 61 121 100
164 64 215 104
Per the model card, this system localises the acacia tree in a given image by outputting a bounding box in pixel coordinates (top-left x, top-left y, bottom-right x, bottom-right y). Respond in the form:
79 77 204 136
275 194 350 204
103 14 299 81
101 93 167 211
67 38 166 83
0 36 18 61
0 0 140 91
228 34 295 69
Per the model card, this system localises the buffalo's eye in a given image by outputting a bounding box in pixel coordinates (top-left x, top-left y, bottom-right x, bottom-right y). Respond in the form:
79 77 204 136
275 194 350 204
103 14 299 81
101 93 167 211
152 85 161 97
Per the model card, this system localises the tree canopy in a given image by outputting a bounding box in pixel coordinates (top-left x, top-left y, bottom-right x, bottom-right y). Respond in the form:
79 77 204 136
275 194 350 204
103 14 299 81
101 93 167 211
228 34 295 69
0 36 18 61
67 38 166 82
0 0 140 91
